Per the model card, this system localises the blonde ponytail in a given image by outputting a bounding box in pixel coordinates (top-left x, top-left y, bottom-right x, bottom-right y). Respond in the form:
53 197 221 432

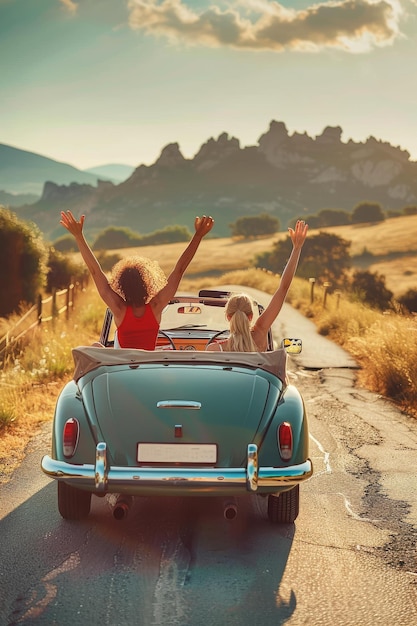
226 294 258 352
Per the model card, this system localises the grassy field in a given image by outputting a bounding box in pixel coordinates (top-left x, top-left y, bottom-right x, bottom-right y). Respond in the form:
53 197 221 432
1 213 416 481
73 213 417 297
0 289 103 482
318 214 417 256
315 214 417 296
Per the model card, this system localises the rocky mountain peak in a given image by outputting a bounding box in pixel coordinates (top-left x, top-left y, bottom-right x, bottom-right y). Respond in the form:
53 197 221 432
194 132 241 170
8 118 417 240
155 143 186 168
316 126 343 144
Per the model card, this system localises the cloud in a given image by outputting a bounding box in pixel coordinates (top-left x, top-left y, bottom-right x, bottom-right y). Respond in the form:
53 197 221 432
59 0 78 13
127 0 403 52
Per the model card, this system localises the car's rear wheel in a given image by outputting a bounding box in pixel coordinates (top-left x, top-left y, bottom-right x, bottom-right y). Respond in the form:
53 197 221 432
58 482 92 520
267 485 299 524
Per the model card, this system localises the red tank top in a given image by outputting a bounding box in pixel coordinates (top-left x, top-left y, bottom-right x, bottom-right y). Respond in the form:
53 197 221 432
117 305 159 350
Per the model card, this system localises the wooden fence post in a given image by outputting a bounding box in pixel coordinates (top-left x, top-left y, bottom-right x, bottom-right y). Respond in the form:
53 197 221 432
309 277 316 304
37 293 42 325
66 286 71 320
323 282 331 308
52 290 58 321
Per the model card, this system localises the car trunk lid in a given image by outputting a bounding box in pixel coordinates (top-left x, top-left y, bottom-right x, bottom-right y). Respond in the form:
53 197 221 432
85 362 282 467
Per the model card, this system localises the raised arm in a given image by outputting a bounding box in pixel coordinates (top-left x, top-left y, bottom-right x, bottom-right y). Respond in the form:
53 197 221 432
151 215 214 311
252 220 308 343
60 211 124 314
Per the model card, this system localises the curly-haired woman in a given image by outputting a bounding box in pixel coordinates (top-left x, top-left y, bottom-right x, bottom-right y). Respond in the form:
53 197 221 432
61 210 214 349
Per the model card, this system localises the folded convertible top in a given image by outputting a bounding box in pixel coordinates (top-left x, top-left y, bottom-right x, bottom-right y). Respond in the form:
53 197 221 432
72 346 288 383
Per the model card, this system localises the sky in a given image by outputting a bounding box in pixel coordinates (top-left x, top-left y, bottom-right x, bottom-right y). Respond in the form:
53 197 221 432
1 0 417 170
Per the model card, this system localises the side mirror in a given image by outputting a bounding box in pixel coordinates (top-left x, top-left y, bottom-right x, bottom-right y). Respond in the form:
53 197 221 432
282 338 302 354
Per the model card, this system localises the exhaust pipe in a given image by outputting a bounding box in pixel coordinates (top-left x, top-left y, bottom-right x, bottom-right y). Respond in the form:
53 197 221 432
112 494 133 520
223 499 238 520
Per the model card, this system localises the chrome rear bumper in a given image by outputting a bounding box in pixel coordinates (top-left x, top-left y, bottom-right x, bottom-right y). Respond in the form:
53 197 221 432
41 443 313 494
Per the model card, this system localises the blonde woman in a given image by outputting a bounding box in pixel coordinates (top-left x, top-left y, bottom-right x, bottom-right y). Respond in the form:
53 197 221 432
206 220 308 352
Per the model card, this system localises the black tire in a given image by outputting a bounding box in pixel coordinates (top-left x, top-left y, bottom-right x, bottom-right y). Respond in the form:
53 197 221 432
58 481 92 520
267 485 299 524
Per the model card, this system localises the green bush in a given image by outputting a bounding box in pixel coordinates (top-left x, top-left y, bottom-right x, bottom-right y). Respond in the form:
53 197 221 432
96 251 122 272
229 213 280 238
92 224 191 250
0 207 47 317
93 227 141 250
352 201 385 224
256 231 351 288
52 235 79 253
397 288 417 313
46 248 87 292
350 270 393 311
141 225 191 245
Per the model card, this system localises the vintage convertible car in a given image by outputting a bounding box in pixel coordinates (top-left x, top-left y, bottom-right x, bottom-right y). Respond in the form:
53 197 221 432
41 290 312 524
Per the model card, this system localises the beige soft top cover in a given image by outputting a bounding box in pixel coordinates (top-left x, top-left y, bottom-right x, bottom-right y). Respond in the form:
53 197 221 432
72 346 288 383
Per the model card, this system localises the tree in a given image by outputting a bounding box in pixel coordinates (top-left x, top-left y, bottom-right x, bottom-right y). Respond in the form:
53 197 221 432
294 209 350 229
0 208 47 316
352 201 385 224
350 270 393 310
256 231 351 287
229 213 280 238
92 225 192 250
403 205 417 216
96 251 122 272
53 235 79 253
46 248 87 292
298 213 321 229
140 225 191 245
397 289 417 313
316 208 351 227
93 227 141 250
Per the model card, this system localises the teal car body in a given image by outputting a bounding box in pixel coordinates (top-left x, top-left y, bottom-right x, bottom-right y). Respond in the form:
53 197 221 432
41 291 312 523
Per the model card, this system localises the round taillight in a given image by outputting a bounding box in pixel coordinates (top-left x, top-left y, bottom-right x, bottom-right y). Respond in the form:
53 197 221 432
278 422 293 461
63 418 79 458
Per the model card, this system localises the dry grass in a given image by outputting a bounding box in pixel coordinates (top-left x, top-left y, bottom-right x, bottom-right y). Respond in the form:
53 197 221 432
72 233 287 279
347 316 417 408
317 214 417 296
367 255 416 296
71 214 417 296
0 287 104 482
0 382 61 481
318 214 417 257
293 290 417 417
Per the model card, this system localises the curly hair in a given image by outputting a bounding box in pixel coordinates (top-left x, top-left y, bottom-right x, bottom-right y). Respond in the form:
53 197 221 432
110 256 167 306
225 293 258 352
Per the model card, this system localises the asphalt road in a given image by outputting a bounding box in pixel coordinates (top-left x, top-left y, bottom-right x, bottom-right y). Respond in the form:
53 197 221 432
0 287 416 625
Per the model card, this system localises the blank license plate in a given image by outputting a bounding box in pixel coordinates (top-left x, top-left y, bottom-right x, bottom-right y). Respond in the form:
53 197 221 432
137 443 217 463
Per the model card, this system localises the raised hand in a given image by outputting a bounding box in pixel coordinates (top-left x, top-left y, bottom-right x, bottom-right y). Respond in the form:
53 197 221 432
194 215 214 237
288 219 308 249
60 211 85 239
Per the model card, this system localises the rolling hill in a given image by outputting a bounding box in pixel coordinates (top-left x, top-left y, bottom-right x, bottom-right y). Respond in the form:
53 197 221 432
0 143 108 195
